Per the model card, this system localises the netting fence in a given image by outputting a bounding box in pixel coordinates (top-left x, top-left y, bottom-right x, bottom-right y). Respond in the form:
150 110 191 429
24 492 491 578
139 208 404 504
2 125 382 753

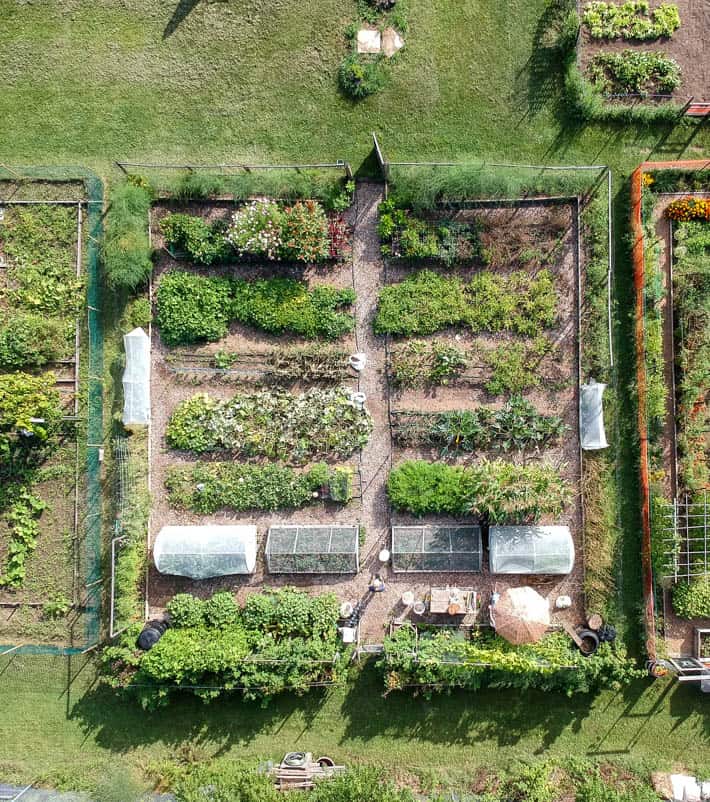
0 166 104 656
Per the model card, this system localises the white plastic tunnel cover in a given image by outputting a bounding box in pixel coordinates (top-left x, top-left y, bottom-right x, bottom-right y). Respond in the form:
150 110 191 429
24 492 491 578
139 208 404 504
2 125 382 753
580 378 608 450
489 525 575 575
122 327 151 426
153 525 257 579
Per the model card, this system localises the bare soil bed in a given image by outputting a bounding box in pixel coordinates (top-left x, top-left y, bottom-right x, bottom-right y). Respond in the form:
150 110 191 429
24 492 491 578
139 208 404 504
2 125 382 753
578 0 710 102
146 193 586 642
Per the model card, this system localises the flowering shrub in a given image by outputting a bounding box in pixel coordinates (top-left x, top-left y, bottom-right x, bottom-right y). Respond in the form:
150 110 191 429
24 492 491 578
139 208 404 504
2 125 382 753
281 200 330 262
166 387 372 463
665 197 710 222
226 199 284 259
583 1 681 40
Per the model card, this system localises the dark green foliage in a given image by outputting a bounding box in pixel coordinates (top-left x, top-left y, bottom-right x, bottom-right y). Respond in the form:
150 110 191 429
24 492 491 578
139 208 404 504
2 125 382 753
374 270 557 336
339 54 387 99
160 213 230 265
155 271 232 345
672 578 710 619
231 278 355 340
203 592 240 629
155 272 355 345
381 626 642 695
166 593 205 628
392 398 567 454
0 313 68 369
102 182 153 290
165 462 354 513
103 589 346 707
387 459 571 522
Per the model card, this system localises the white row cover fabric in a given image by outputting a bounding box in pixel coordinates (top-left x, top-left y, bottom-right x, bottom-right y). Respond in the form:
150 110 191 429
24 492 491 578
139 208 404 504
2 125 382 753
580 379 608 450
154 525 257 579
122 327 151 426
489 525 575 575
266 525 359 573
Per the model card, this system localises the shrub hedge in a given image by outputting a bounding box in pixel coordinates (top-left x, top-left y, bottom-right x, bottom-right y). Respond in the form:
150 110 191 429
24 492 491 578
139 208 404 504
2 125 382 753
0 313 68 370
672 578 710 619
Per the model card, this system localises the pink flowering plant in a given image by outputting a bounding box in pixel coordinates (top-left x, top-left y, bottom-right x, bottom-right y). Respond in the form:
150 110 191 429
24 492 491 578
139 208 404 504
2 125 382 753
226 199 284 259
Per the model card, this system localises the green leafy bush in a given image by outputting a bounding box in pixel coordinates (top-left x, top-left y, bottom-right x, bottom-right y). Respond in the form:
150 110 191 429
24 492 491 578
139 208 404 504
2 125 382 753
155 271 232 345
392 397 567 454
387 459 571 522
583 2 681 40
281 200 330 262
166 593 205 627
102 589 347 707
483 337 558 396
0 372 63 453
374 270 557 336
166 387 372 463
203 592 240 629
588 50 681 95
380 626 642 695
102 182 153 290
339 54 387 99
165 462 354 513
0 313 68 370
0 487 47 588
160 213 230 265
672 577 710 619
231 278 355 340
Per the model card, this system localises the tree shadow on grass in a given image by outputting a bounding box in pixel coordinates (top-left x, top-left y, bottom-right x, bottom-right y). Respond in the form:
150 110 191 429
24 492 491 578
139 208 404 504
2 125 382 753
164 0 202 39
337 661 589 753
68 674 330 757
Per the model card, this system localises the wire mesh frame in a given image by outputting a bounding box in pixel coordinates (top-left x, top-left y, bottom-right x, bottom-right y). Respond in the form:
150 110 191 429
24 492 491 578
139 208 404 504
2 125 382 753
0 171 104 655
391 526 483 573
266 525 359 574
657 493 710 581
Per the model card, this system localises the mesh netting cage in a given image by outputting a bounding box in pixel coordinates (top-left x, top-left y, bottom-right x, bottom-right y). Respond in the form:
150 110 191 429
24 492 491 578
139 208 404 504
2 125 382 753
580 379 608 450
489 525 574 575
153 525 257 579
266 525 359 574
122 327 150 426
391 525 482 572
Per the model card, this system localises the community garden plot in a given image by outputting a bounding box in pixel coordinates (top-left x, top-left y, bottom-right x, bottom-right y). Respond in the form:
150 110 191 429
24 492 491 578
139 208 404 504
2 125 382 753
633 164 710 659
0 187 96 648
145 194 371 610
379 199 586 628
578 0 709 104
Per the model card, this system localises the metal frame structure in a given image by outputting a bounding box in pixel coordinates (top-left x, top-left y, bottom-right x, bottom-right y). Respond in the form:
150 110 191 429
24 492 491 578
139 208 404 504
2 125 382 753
266 525 360 574
657 493 710 582
391 526 482 573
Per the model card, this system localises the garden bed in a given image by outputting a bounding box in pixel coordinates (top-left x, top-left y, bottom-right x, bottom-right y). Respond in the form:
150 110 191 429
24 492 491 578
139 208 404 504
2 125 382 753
634 165 710 657
0 197 92 648
578 0 709 103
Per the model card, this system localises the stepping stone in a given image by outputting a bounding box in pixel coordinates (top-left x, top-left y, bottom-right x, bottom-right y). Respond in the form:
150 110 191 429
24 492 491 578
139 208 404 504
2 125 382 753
357 28 381 54
382 27 404 57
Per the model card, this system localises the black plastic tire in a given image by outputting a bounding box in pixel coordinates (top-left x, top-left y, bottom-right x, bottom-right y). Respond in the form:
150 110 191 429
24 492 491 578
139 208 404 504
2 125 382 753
576 628 600 656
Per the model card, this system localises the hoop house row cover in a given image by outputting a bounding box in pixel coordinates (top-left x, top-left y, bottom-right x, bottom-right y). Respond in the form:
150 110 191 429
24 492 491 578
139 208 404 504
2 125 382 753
153 524 574 578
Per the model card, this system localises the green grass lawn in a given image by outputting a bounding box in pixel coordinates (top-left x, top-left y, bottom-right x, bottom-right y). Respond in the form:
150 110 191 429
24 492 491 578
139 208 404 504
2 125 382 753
0 655 708 792
1 0 710 794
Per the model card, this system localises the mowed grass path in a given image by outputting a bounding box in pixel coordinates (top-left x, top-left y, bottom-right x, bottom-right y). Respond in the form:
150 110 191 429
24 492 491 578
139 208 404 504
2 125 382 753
1 0 709 174
0 656 708 790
